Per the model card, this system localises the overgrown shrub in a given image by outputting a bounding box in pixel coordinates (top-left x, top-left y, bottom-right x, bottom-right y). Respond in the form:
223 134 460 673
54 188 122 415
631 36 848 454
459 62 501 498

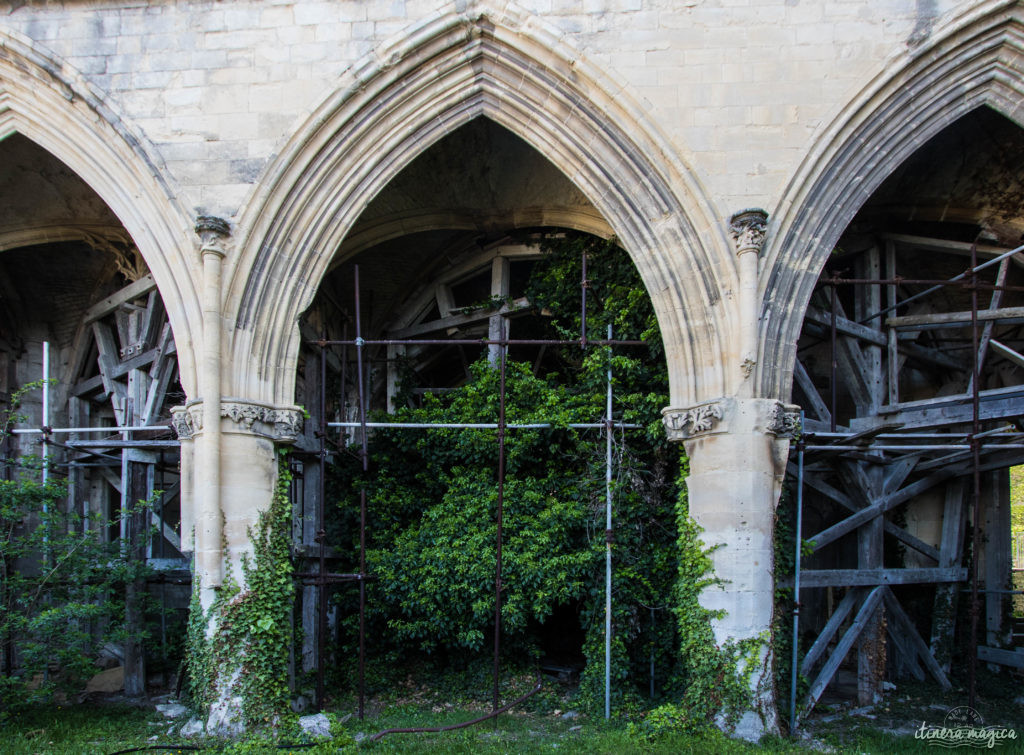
327 233 687 713
0 382 152 717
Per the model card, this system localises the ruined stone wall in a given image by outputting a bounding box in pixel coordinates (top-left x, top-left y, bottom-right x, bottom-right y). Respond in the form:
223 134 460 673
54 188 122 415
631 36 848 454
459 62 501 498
2 0 962 220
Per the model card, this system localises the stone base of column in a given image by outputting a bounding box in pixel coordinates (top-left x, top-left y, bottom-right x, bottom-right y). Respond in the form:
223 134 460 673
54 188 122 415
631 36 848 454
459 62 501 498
174 399 304 734
664 397 798 740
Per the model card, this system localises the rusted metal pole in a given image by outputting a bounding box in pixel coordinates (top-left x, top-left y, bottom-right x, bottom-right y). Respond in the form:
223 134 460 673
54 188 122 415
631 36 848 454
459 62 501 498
580 251 589 349
493 317 507 718
316 335 328 710
969 246 982 710
604 324 613 720
355 265 369 721
830 281 838 434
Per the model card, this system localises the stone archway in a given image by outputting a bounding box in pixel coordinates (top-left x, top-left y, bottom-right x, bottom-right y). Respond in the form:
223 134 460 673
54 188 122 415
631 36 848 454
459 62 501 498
227 4 734 413
759 2 1024 404
0 26 201 396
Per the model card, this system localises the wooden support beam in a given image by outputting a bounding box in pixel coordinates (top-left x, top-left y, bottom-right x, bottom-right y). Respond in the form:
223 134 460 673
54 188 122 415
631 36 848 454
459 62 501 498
863 387 1024 430
388 297 530 339
83 274 156 326
783 567 965 588
880 233 1023 263
807 465 959 550
794 358 832 424
801 587 862 675
968 258 1009 393
886 619 925 681
795 467 939 560
804 308 961 370
803 587 884 715
887 306 1024 330
988 339 1024 370
882 587 951 689
977 646 1024 669
885 240 899 404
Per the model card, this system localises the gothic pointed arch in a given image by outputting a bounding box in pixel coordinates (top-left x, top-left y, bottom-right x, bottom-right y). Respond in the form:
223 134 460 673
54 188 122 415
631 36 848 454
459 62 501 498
0 26 201 395
759 0 1024 402
228 4 733 409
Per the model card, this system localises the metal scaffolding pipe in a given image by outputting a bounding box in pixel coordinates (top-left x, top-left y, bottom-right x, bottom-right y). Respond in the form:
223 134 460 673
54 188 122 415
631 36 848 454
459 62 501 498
790 413 805 732
604 324 613 720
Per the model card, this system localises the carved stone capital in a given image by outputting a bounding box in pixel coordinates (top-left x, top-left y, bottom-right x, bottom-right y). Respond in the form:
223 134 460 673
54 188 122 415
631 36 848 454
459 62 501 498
766 402 802 438
662 400 725 441
170 405 196 440
220 399 306 443
729 208 768 257
174 399 306 443
195 215 230 259
663 398 800 441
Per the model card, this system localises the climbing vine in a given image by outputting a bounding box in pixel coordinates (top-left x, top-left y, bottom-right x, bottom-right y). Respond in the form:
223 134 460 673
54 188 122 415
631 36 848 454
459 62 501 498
626 459 769 739
324 231 771 730
185 451 295 728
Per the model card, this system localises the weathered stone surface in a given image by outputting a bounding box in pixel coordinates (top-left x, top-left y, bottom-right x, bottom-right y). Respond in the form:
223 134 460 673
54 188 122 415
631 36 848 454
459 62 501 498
2 0 1020 743
86 666 124 694
298 713 332 739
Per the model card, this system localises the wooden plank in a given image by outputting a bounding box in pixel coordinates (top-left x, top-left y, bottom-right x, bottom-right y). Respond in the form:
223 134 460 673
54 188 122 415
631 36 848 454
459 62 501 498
388 297 530 339
803 587 884 714
977 646 1024 669
881 233 1022 261
807 465 959 550
801 587 862 675
989 339 1024 370
803 316 960 370
885 240 899 404
70 374 105 397
83 274 156 325
783 567 965 588
882 587 952 689
434 284 456 318
887 305 1024 330
805 306 885 347
794 358 831 424
886 620 925 681
142 324 176 425
969 258 1009 392
92 321 126 424
862 390 1024 431
797 468 939 560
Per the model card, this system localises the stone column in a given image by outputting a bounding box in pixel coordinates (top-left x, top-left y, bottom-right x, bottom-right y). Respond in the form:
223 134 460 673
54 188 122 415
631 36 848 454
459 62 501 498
730 208 768 390
174 399 305 586
170 406 196 555
175 397 304 734
195 217 230 597
663 397 798 740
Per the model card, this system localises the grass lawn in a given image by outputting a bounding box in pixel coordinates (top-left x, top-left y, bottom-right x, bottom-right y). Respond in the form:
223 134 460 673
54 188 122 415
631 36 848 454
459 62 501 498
5 682 1022 754
4 667 1022 753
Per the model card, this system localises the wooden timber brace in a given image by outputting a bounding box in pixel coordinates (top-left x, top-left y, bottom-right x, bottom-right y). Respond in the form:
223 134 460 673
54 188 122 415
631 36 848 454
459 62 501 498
788 234 1024 721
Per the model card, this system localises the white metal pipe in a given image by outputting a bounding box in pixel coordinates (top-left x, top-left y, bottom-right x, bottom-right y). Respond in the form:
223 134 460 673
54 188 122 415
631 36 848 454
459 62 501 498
13 425 169 435
325 421 641 430
41 341 49 488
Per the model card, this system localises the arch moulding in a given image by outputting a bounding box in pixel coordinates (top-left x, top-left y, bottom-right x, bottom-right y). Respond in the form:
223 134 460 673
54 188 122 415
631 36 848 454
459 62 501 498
758 0 1024 403
0 26 201 396
228 4 735 410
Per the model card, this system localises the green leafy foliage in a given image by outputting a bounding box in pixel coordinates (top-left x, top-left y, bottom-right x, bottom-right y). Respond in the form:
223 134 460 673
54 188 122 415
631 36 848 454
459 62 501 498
327 232 756 728
184 452 295 728
0 382 154 717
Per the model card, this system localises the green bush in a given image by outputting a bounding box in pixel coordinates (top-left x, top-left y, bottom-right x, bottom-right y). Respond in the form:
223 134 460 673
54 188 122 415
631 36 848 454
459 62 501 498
327 233 686 714
0 383 153 717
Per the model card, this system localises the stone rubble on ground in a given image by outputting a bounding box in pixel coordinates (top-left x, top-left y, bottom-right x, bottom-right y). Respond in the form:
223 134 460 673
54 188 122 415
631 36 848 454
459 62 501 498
298 712 332 739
